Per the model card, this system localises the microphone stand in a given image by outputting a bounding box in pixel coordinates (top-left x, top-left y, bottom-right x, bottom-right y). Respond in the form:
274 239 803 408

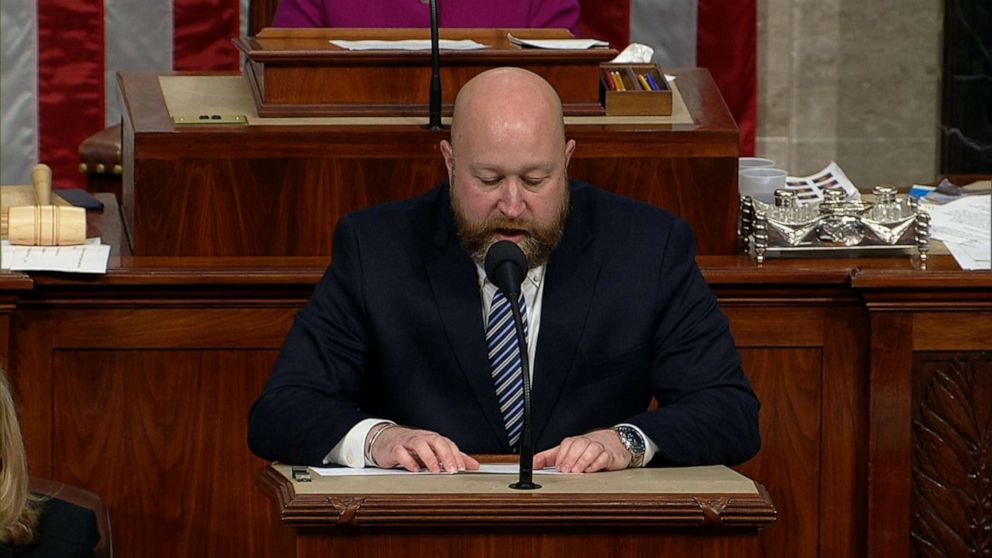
507 292 540 490
427 0 443 131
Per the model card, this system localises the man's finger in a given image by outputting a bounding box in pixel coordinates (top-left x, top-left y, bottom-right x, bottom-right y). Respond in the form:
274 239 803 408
427 436 460 473
557 437 591 472
584 451 612 473
533 446 560 470
409 437 443 473
461 453 481 470
392 446 421 472
569 441 605 473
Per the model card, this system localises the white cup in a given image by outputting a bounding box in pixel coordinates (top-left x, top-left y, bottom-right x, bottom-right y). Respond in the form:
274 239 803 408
739 168 787 204
738 157 775 171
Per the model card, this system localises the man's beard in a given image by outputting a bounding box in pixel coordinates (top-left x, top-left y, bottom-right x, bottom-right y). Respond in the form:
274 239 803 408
451 185 570 269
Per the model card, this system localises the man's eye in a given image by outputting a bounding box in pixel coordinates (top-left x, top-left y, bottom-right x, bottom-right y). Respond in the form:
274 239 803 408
523 177 546 187
479 177 501 186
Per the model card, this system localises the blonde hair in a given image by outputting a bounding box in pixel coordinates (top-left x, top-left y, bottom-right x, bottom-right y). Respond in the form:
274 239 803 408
0 367 41 545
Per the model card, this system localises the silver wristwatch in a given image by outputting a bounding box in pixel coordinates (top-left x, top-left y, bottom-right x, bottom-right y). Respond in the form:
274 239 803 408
613 425 646 468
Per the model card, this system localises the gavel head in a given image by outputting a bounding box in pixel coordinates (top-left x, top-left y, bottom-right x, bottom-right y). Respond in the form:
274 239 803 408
7 205 86 246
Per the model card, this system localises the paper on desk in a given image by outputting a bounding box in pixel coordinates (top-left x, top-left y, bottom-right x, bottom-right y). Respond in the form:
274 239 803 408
926 195 990 244
1 238 110 273
330 39 487 51
785 161 860 204
310 463 565 477
944 241 991 270
925 195 991 270
507 33 607 49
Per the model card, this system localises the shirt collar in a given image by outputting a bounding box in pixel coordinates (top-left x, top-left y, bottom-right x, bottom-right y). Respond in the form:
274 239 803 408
475 263 546 291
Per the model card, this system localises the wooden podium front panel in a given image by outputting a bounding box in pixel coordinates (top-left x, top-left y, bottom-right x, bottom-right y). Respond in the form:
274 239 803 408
120 68 738 257
235 28 613 117
293 528 763 557
248 58 605 117
259 465 774 558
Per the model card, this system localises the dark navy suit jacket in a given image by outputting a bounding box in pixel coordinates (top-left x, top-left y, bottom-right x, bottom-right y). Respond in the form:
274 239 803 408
248 181 760 466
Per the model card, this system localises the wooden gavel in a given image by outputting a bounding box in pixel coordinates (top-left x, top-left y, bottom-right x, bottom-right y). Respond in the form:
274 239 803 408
7 164 86 246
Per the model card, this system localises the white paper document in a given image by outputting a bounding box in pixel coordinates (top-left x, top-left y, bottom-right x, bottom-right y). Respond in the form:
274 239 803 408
310 463 566 477
330 39 487 51
1 238 110 273
507 33 608 50
785 161 860 204
944 241 991 270
925 195 991 270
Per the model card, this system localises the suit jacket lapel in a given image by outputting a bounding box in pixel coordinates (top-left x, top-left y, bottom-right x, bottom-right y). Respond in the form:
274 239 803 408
422 185 510 449
532 188 600 443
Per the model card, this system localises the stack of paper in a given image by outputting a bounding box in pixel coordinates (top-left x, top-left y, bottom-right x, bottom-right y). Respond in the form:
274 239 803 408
925 195 991 270
506 33 608 50
0 237 110 274
329 39 487 51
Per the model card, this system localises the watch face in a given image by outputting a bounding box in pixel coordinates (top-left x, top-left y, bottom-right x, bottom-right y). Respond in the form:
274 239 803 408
617 426 645 453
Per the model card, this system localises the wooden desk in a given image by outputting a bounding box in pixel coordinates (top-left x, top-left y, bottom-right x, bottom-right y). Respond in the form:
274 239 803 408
258 463 775 557
2 196 990 557
119 67 739 257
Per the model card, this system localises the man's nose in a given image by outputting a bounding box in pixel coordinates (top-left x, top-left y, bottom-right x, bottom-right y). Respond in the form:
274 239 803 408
498 180 526 219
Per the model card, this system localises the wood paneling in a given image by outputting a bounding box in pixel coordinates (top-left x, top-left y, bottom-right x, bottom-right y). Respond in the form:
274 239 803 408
121 68 740 256
292 529 765 557
4 204 991 556
52 350 274 557
819 307 868 558
868 312 915 558
735 348 822 558
9 297 305 558
911 352 992 557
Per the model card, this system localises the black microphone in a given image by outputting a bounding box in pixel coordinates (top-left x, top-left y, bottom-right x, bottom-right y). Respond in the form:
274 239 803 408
427 0 443 131
484 241 540 490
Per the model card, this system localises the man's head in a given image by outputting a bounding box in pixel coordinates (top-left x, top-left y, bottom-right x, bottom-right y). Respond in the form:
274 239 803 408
441 67 576 268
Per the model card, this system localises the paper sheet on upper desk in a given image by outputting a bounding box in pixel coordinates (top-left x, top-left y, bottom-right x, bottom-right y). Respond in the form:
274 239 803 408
926 194 991 270
507 33 608 49
329 39 487 51
1 237 110 273
309 464 566 477
926 195 991 243
944 240 991 270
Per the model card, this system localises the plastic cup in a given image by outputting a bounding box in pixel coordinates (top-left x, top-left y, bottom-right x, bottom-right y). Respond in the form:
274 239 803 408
739 168 787 204
738 157 775 171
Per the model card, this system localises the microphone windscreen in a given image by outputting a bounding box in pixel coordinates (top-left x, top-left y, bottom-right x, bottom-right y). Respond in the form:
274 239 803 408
484 240 529 289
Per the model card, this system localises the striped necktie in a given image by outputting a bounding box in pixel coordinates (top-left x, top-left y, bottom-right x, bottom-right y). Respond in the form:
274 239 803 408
486 289 529 450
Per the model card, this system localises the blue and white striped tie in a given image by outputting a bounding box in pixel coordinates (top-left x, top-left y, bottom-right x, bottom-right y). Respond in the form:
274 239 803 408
486 289 528 450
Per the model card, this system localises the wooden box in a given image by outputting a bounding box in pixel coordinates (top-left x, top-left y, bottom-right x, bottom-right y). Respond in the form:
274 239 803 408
601 63 672 116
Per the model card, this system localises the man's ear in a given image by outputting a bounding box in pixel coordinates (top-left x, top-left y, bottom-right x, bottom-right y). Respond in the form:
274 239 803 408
564 139 576 169
440 140 454 177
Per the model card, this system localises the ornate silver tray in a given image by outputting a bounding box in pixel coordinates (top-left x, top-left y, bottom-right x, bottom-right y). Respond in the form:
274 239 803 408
739 186 931 265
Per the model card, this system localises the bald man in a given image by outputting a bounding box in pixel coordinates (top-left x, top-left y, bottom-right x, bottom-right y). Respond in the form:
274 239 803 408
248 68 760 473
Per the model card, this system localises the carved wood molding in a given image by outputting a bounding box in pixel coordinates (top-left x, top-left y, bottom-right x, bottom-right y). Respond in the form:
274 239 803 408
912 352 992 556
258 468 776 529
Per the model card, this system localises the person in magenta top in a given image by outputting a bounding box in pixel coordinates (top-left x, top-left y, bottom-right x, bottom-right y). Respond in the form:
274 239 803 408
271 0 581 35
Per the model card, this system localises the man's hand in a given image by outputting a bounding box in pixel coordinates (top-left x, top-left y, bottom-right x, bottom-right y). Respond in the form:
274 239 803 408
533 429 632 473
368 425 480 473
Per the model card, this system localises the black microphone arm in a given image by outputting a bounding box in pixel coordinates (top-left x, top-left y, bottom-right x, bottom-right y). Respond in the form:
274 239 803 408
427 0 443 131
484 241 540 490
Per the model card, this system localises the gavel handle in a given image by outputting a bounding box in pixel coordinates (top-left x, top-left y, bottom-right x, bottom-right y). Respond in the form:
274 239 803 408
32 163 53 206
